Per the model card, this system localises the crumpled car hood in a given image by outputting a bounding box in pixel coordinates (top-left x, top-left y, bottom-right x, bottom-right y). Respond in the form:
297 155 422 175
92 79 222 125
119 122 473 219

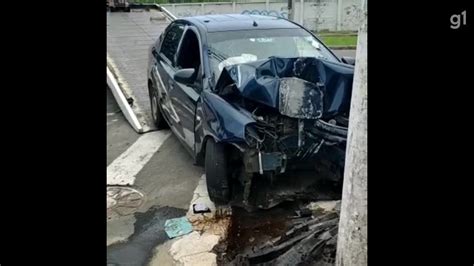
214 57 354 119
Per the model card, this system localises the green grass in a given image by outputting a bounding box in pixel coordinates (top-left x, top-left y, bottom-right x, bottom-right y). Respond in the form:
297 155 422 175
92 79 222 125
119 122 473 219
319 35 357 47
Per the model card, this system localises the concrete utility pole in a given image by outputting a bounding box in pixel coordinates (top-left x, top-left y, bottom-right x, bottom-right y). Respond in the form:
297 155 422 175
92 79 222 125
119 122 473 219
335 0 367 264
287 0 295 21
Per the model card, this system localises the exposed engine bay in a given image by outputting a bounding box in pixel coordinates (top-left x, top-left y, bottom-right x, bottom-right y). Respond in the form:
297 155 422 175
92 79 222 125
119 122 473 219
211 56 354 208
242 101 348 175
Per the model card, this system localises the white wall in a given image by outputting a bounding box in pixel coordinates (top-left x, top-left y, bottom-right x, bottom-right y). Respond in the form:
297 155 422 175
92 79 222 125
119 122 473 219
161 0 361 31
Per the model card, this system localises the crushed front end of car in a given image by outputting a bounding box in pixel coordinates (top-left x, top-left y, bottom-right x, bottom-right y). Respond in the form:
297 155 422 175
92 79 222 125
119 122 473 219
210 57 354 208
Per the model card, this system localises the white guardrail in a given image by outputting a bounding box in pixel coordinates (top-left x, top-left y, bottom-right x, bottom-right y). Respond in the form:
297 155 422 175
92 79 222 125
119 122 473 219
155 4 177 21
107 67 144 133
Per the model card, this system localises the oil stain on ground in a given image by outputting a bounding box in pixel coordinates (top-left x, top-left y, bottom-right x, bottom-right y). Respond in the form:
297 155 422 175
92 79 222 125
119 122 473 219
107 206 186 266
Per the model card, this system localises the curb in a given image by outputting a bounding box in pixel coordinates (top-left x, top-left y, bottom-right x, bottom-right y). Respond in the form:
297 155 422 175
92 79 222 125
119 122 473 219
328 46 356 50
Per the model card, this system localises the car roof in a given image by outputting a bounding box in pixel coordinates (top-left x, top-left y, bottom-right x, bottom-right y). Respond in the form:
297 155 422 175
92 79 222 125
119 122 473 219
183 14 300 33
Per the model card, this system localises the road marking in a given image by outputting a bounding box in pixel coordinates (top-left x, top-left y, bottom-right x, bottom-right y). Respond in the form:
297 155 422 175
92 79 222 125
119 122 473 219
107 130 171 185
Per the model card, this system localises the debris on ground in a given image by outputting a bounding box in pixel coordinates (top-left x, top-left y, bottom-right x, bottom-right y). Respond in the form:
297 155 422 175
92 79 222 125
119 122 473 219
164 217 193 239
215 200 341 265
214 202 296 265
194 203 211 214
187 175 221 222
184 175 232 237
306 200 341 214
192 214 231 239
293 207 313 218
158 204 231 265
158 175 233 265
233 212 339 265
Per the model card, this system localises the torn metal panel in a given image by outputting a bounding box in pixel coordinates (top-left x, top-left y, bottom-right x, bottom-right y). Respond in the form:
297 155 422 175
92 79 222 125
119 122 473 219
200 90 256 143
215 57 354 119
279 77 323 119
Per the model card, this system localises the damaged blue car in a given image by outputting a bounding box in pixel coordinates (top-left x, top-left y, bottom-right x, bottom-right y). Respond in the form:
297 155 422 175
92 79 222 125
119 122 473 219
147 14 354 208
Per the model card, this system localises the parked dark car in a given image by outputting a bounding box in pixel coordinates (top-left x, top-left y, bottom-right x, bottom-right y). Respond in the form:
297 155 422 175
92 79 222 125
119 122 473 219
147 14 355 208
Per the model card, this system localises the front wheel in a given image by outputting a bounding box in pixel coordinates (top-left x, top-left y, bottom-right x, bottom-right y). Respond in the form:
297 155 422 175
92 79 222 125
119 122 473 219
205 139 231 204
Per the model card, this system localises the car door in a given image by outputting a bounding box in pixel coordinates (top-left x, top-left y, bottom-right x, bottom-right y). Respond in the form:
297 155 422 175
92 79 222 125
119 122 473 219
168 26 203 152
151 22 186 142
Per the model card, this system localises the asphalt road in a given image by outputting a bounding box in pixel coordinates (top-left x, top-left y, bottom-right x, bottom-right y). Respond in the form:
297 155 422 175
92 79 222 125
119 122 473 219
107 10 169 130
107 87 203 207
107 87 139 165
107 86 203 265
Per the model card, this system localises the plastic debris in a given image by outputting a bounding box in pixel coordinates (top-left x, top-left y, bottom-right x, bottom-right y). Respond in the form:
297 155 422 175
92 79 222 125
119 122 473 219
193 203 211 214
164 217 193 239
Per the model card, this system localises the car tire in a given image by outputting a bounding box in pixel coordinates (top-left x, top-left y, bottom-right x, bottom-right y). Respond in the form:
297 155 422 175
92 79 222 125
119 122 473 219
149 84 169 129
205 139 231 205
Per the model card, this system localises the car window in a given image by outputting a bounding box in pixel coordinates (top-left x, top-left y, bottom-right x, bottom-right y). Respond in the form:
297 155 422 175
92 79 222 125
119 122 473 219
176 29 203 92
207 28 339 81
160 23 185 66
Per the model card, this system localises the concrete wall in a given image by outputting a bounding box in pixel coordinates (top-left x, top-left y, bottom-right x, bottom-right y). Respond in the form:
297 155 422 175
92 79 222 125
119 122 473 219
161 0 361 32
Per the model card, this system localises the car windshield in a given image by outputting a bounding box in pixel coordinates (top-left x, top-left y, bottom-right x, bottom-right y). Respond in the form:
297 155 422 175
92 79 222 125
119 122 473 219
207 28 339 82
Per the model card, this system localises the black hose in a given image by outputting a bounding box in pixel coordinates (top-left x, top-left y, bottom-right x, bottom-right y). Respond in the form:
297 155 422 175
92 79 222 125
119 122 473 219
314 119 348 137
308 129 346 143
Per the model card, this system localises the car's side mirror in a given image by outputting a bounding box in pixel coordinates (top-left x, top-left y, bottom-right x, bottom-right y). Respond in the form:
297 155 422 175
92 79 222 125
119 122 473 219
341 56 356 66
174 68 196 85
